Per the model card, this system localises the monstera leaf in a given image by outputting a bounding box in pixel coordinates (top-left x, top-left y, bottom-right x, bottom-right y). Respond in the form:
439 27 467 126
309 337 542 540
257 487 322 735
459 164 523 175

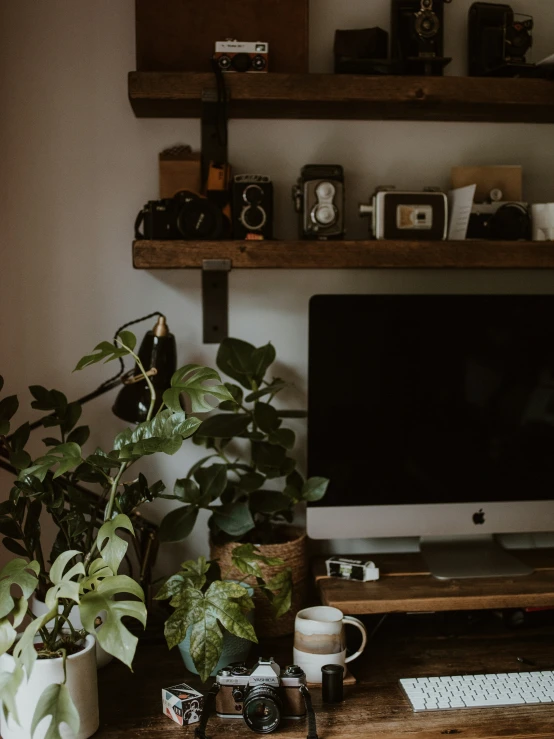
0 559 40 621
163 365 233 414
74 331 136 371
45 550 85 608
114 410 201 459
79 575 146 668
31 682 80 739
164 580 257 681
95 515 134 574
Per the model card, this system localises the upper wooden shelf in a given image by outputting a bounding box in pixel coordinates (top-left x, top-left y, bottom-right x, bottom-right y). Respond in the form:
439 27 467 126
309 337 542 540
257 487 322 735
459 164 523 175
128 72 554 122
133 239 554 270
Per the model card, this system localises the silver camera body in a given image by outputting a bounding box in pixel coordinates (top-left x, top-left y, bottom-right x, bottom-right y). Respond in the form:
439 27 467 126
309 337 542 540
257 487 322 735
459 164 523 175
359 186 448 240
293 165 345 239
214 40 269 72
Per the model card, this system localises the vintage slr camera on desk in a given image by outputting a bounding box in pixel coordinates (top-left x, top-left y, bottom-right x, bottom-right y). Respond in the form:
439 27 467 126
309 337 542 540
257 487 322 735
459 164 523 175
359 186 449 240
293 165 345 240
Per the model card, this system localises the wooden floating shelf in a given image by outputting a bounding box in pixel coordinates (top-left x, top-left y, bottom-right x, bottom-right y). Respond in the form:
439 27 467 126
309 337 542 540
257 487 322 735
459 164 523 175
133 239 554 270
128 72 554 122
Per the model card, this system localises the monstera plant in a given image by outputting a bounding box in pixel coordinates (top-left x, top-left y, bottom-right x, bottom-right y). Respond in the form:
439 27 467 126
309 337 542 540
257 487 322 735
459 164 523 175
0 329 233 738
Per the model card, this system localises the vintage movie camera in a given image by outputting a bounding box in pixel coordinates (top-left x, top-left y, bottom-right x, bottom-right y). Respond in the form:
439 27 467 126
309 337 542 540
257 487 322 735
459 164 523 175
232 174 274 240
214 40 269 73
135 190 229 241
215 659 309 734
391 0 453 75
293 165 345 240
468 2 534 77
359 186 448 240
467 189 531 240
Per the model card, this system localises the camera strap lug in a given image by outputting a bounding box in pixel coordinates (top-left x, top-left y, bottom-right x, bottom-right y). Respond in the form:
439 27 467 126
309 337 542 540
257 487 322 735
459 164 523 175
202 258 232 345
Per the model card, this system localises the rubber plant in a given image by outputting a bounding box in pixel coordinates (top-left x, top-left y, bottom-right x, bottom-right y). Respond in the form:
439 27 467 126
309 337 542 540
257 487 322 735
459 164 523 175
158 337 329 547
155 545 292 681
0 331 232 737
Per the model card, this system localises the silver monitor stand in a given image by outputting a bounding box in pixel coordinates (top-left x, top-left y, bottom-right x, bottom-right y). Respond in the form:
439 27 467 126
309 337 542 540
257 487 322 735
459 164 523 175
420 535 534 580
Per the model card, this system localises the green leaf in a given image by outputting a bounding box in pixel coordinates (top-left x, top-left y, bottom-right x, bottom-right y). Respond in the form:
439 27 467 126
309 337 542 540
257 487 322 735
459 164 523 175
244 381 287 403
0 517 21 539
96 514 134 574
10 423 30 452
0 665 24 726
216 338 256 389
74 340 130 371
79 575 146 668
163 365 233 413
20 442 82 483
164 602 198 650
0 559 40 620
231 544 264 579
225 383 244 405
159 505 199 543
264 568 293 619
67 425 90 446
9 450 31 471
31 682 80 739
301 477 330 502
253 402 280 433
116 330 137 351
114 410 201 459
197 413 250 439
2 538 28 558
268 428 296 450
173 478 201 503
194 464 227 503
0 396 18 435
29 385 54 411
237 472 265 494
250 343 276 384
211 501 254 537
251 442 287 478
249 491 291 515
174 557 211 592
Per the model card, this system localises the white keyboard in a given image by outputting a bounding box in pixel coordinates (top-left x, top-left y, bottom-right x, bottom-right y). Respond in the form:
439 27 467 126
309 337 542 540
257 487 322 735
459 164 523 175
400 671 554 712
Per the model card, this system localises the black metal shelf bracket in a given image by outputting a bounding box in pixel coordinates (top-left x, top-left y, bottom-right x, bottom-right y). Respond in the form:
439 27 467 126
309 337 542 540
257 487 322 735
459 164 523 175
202 258 231 344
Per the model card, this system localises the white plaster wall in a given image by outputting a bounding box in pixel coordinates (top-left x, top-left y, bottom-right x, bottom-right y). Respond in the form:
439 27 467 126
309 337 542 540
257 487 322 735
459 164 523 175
1 0 553 574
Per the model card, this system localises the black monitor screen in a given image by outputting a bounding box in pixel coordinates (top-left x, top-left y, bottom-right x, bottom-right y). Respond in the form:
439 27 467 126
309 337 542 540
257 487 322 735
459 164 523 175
308 295 554 508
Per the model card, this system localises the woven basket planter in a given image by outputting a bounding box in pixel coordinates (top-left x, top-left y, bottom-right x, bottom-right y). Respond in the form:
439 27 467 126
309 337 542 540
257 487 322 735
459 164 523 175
211 526 307 638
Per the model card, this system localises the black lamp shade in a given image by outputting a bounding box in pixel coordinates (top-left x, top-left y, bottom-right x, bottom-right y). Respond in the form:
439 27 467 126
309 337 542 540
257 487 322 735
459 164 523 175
112 328 177 424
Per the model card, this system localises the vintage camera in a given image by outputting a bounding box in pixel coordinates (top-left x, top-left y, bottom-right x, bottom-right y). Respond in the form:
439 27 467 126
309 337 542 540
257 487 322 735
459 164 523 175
214 40 269 73
134 190 228 240
359 186 448 240
215 659 307 734
293 165 345 240
232 175 273 240
468 3 534 77
391 0 453 75
467 190 531 240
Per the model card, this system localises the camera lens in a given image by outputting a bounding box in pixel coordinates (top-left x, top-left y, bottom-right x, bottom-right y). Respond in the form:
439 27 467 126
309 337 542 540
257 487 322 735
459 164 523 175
241 205 266 231
252 55 267 71
243 685 282 734
415 10 440 38
175 191 224 240
243 184 264 205
313 203 337 226
232 53 252 72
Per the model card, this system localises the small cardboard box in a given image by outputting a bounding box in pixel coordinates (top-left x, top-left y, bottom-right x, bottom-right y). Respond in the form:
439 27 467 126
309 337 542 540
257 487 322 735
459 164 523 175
451 166 523 203
159 145 202 199
162 682 203 726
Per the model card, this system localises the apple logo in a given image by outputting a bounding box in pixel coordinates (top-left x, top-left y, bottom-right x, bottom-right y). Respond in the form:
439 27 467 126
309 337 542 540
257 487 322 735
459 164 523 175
473 509 485 525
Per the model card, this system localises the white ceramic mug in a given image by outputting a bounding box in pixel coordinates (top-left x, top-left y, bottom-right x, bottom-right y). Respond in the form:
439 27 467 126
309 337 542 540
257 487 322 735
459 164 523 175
293 605 367 684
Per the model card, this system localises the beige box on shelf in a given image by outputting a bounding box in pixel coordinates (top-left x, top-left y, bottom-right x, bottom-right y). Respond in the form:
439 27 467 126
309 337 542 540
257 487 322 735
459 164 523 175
451 166 522 202
159 145 202 198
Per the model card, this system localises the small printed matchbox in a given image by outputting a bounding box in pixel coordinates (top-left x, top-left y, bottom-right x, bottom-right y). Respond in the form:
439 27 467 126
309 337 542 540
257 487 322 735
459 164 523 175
162 683 203 726
326 557 380 582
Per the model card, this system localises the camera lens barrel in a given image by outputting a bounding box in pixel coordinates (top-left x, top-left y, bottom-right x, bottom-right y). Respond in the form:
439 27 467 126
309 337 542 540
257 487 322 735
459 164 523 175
243 685 283 734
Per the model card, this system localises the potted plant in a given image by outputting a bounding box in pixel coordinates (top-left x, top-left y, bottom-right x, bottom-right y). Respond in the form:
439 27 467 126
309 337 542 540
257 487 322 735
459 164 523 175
0 332 232 736
158 338 329 636
155 545 291 681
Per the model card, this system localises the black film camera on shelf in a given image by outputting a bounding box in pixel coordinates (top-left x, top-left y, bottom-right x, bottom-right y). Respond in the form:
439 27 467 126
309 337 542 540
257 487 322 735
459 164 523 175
292 165 345 240
468 2 534 77
391 0 453 75
467 190 531 240
134 190 230 241
232 174 274 239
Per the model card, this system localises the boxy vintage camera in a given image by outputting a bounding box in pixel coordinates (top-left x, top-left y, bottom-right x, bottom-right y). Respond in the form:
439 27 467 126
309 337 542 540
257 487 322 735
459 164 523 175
468 2 533 77
293 165 345 240
232 174 273 240
359 187 448 240
391 0 453 75
214 40 269 73
134 190 229 241
215 659 307 734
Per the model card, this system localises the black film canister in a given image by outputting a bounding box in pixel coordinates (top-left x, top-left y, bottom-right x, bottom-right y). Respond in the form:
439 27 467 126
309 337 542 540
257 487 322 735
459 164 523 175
321 664 344 703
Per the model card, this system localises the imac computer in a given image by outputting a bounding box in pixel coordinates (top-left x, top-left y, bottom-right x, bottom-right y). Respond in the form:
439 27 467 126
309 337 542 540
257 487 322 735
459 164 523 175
307 295 554 579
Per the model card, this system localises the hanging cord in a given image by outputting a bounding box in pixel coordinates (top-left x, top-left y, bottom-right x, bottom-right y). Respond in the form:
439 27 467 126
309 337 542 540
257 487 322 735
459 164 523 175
211 58 228 151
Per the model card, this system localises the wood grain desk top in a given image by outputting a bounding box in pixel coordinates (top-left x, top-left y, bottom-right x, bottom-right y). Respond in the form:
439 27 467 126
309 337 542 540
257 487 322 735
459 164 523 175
97 615 554 738
315 550 554 615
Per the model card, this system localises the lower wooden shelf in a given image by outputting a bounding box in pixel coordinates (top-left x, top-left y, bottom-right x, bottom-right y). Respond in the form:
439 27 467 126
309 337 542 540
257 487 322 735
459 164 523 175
314 550 554 615
133 239 554 270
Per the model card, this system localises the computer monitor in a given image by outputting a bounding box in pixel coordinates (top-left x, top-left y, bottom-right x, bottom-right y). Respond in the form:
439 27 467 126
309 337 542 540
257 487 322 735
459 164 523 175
307 295 554 579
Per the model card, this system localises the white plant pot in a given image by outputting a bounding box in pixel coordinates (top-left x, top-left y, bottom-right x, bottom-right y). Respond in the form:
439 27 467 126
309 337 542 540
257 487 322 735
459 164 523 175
29 595 113 669
0 634 99 739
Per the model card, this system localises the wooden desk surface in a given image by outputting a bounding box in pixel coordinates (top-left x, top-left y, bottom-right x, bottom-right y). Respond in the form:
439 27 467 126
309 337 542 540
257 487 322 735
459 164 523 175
97 615 554 738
